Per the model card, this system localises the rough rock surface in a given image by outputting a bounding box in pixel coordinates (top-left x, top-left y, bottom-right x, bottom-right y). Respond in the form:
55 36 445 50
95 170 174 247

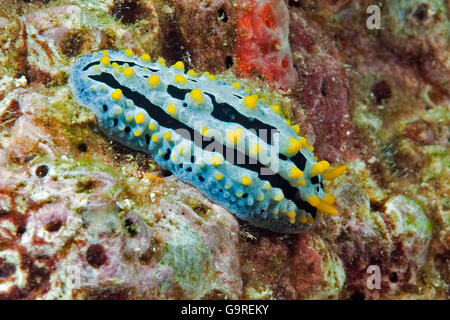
0 0 448 299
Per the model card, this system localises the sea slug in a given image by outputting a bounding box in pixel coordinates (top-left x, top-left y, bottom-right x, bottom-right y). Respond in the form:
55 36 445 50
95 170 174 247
68 49 346 233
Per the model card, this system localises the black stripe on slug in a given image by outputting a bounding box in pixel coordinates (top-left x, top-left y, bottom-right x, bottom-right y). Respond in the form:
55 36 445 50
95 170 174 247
82 60 158 72
88 72 317 218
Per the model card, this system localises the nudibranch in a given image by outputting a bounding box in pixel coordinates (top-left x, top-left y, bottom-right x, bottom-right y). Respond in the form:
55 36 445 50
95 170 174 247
68 49 346 233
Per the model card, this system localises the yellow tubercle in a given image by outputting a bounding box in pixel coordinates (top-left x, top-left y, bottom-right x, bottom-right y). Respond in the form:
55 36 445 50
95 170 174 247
173 61 185 70
211 155 222 166
157 57 166 66
148 123 156 130
250 143 260 155
133 129 142 137
232 82 241 89
226 127 243 144
151 134 159 142
271 105 280 113
241 176 252 186
174 74 187 84
263 182 271 190
298 179 306 186
123 67 134 77
100 56 110 66
306 216 314 225
191 89 204 104
292 124 300 134
102 50 109 56
243 94 258 109
135 113 145 124
148 74 160 87
323 164 348 180
273 192 284 201
167 103 177 115
310 160 330 177
111 62 119 68
124 49 133 57
141 53 151 61
299 216 307 224
187 69 196 76
215 173 223 181
290 167 303 179
171 154 178 162
111 89 122 100
306 195 320 207
257 195 264 201
163 132 172 140
287 211 296 219
286 137 302 154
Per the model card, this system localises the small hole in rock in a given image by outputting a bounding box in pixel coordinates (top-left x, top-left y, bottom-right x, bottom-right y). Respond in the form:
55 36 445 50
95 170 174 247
389 272 398 282
77 143 87 152
217 8 228 22
35 165 49 178
103 105 108 112
124 126 131 133
45 220 62 232
225 56 233 69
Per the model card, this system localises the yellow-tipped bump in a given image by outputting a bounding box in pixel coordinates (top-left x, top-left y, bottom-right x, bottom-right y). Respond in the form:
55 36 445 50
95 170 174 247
257 195 264 201
187 69 196 76
287 211 296 219
323 165 348 180
135 113 145 124
167 103 177 115
298 179 306 186
232 82 241 89
306 195 320 207
124 67 134 77
215 173 223 181
174 74 187 84
243 94 258 109
133 129 141 137
271 105 280 113
286 137 302 154
241 176 252 186
148 74 160 87
141 53 151 61
151 135 159 142
299 216 307 224
290 167 303 179
124 49 133 57
173 61 184 70
211 156 222 166
148 123 156 130
100 56 110 66
102 50 109 56
292 124 300 134
111 89 122 100
163 132 172 140
250 143 260 155
157 57 166 66
306 216 314 225
310 160 330 177
317 201 338 215
112 62 119 68
226 127 243 144
273 192 284 201
208 75 216 81
191 89 204 104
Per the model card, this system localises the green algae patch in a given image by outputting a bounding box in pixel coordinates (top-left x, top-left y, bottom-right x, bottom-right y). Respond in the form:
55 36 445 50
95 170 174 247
156 220 225 298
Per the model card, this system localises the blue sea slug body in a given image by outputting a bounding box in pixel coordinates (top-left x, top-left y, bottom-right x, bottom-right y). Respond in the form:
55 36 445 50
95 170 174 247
68 49 346 233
